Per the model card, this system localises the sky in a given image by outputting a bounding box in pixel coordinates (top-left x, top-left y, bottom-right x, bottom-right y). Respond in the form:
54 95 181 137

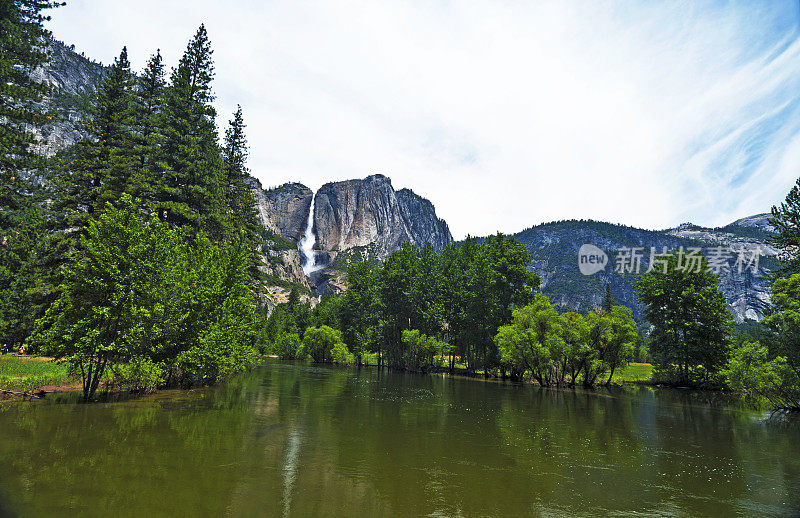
46 0 800 239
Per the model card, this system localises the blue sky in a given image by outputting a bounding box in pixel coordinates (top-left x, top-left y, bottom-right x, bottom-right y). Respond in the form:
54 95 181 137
47 0 800 238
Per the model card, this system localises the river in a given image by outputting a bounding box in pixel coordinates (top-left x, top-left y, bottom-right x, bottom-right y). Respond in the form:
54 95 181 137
0 361 798 517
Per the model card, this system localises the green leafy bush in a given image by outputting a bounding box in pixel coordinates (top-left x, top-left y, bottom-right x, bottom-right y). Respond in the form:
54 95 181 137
302 325 346 363
401 329 450 371
725 341 800 409
331 341 355 365
274 333 302 360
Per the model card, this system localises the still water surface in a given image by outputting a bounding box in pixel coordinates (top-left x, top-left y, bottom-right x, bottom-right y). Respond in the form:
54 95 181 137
0 361 799 517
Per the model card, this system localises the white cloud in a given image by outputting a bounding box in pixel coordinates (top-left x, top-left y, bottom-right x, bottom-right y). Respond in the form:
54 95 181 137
47 0 800 238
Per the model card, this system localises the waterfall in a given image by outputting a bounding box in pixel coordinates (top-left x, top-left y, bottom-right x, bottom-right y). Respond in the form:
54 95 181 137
299 194 322 276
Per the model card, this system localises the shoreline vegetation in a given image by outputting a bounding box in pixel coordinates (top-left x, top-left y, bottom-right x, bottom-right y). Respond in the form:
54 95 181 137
0 353 654 399
0 353 669 403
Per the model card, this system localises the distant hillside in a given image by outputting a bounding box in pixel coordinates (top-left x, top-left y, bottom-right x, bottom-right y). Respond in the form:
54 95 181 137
513 215 777 323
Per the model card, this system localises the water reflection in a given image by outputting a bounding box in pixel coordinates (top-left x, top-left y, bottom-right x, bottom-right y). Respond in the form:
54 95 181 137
0 362 798 517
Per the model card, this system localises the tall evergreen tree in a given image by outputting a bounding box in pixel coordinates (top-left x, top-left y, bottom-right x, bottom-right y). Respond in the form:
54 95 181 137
222 104 261 275
55 46 137 230
160 24 225 237
0 0 59 348
132 49 167 204
769 177 800 278
602 283 615 312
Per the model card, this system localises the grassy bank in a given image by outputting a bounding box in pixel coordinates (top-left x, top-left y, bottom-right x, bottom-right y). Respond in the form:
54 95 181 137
612 363 655 384
0 356 75 394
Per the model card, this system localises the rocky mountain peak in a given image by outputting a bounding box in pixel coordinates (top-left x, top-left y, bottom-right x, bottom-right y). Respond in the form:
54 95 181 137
249 174 453 295
249 178 312 243
313 175 453 257
729 213 772 231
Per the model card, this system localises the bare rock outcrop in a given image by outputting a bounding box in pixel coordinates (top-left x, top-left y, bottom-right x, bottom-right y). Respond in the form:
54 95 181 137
313 174 453 258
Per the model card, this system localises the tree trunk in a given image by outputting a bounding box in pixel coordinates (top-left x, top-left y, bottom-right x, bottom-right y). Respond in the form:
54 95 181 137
606 366 615 386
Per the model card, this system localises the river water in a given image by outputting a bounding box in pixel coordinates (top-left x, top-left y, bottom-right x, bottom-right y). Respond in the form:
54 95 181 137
0 361 798 517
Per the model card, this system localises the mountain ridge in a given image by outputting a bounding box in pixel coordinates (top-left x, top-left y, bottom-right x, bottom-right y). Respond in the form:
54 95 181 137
29 37 777 320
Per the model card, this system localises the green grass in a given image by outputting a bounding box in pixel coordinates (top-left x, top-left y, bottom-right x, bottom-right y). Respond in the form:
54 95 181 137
612 363 654 383
0 356 74 392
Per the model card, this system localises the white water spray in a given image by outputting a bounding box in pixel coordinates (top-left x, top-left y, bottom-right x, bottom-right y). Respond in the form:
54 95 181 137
299 194 323 276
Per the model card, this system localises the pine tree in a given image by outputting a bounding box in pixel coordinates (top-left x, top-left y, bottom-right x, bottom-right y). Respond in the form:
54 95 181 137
55 46 137 231
602 283 615 312
769 178 800 278
222 105 262 275
159 25 225 237
131 49 167 205
0 0 60 348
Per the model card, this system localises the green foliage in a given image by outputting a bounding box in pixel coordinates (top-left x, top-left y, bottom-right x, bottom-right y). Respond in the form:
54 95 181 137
55 46 138 232
111 357 165 394
496 294 563 385
401 329 450 371
769 177 800 277
273 333 302 360
0 0 60 349
336 234 539 373
761 273 800 372
222 105 262 275
2 14 284 401
340 261 380 364
634 252 733 386
495 294 637 387
744 272 800 410
26 196 258 400
157 24 227 237
330 340 355 365
301 325 345 363
602 283 615 312
725 341 800 410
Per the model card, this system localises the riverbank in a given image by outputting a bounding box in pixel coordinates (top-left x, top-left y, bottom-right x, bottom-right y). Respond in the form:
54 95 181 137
0 355 654 401
0 355 79 400
349 355 655 386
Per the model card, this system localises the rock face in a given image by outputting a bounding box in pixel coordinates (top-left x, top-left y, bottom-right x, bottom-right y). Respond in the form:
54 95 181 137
249 178 312 243
314 174 453 258
513 217 777 324
28 38 107 159
250 174 454 296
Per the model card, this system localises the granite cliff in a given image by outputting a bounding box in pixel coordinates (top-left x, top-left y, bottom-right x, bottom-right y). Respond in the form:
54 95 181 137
313 174 453 257
250 174 454 295
28 38 106 159
250 178 312 243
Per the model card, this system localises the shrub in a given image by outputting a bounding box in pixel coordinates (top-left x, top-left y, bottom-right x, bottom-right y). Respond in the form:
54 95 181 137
301 325 346 363
331 341 355 365
402 329 450 371
274 333 302 360
112 357 165 393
